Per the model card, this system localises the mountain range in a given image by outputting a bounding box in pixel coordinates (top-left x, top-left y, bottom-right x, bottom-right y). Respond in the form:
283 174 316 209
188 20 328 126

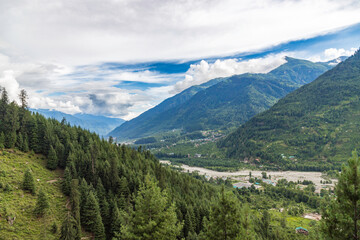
109 57 335 140
31 109 125 136
219 50 360 170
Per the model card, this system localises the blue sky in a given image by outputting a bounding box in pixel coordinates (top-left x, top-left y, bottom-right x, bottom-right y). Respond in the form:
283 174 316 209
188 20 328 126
0 0 360 120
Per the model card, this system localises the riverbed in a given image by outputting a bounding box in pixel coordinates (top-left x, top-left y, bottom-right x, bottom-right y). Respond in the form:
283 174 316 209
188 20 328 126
160 160 337 193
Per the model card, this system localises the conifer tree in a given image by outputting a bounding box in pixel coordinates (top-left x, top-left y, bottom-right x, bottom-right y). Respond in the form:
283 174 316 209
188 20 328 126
82 191 106 239
0 87 9 117
60 213 78 240
200 187 244 240
70 179 81 240
0 132 4 149
322 150 360 239
184 207 196 238
19 89 28 109
47 145 58 170
121 175 182 240
110 202 123 239
34 189 49 217
79 178 89 223
23 133 29 152
62 167 72 196
22 169 35 194
254 210 272 240
16 132 24 150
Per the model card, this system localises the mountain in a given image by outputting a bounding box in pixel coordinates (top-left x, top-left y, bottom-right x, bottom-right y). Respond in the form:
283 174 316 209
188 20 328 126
108 77 227 139
31 109 124 136
219 50 360 171
109 57 333 140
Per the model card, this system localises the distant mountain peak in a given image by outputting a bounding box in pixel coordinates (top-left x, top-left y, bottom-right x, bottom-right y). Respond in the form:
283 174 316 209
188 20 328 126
31 109 124 136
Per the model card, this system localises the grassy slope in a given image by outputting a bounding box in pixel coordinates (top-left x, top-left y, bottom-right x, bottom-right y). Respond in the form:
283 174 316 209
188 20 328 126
0 149 67 240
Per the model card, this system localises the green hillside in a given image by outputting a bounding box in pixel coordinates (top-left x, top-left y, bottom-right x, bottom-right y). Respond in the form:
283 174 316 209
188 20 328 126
0 150 67 240
110 57 332 141
108 77 226 140
219 50 360 171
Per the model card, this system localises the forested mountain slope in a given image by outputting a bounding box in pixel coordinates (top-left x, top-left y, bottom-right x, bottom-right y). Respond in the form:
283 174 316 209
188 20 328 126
110 57 333 140
219 50 360 171
108 77 226 140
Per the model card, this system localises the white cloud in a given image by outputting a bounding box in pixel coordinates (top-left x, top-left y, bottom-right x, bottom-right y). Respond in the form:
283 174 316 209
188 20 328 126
171 54 288 93
308 47 357 62
0 70 20 101
0 51 173 120
324 48 357 60
0 0 360 65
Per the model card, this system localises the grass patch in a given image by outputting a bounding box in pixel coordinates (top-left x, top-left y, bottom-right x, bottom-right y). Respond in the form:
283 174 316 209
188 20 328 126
0 149 67 240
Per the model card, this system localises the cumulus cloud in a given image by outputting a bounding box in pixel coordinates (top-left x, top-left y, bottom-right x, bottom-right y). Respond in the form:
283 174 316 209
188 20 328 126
0 51 173 120
308 47 357 62
0 70 20 100
171 54 288 93
324 48 357 60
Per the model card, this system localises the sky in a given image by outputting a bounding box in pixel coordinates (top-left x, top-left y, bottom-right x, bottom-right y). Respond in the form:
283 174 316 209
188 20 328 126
0 0 360 120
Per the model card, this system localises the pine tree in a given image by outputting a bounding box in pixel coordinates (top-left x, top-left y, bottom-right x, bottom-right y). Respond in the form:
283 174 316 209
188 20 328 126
0 132 5 149
200 187 244 240
82 191 105 239
70 179 81 240
23 133 29 152
19 89 28 109
16 132 24 150
322 150 360 239
121 175 182 240
0 87 9 119
184 207 196 238
34 189 49 217
60 213 78 240
22 169 35 194
254 210 271 240
47 145 58 170
110 202 123 239
79 178 89 224
62 167 72 196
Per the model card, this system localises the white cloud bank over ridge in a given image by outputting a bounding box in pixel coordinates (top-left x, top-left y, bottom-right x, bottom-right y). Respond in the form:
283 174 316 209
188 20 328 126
172 54 288 93
308 47 357 62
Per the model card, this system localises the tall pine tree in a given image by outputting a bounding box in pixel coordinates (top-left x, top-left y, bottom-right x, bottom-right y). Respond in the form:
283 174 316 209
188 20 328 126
200 187 244 240
47 145 58 170
121 175 182 240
